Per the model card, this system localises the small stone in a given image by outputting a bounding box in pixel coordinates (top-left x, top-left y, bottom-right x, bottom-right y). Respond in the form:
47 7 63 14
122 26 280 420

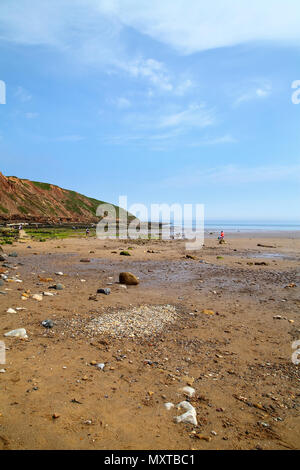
260 422 269 428
52 413 60 419
120 251 131 256
42 319 54 328
119 272 139 285
9 252 18 257
54 283 64 290
181 386 196 397
96 363 105 370
164 402 174 411
32 294 43 301
97 288 111 295
202 309 215 315
195 434 211 442
7 308 17 314
4 328 27 338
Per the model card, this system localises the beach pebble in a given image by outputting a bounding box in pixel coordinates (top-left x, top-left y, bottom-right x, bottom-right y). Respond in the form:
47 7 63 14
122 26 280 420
8 252 18 257
202 309 215 315
181 386 196 397
55 272 64 276
164 402 175 411
32 294 43 301
96 363 105 370
119 272 139 285
7 308 17 314
97 288 111 295
54 283 64 290
4 328 28 338
42 319 54 328
43 292 54 296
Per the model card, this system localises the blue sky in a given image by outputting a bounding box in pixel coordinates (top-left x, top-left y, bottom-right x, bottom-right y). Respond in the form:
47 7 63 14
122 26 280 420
0 0 300 221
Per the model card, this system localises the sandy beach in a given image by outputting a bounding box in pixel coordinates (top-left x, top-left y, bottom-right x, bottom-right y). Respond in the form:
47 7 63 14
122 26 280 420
0 233 299 450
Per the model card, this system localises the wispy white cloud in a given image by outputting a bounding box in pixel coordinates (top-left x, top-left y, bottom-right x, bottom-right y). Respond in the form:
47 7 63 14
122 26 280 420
103 102 218 149
55 134 85 142
0 1 192 94
15 86 32 102
105 0 300 54
158 104 215 129
162 163 300 188
119 58 173 91
234 82 272 107
113 97 131 109
2 1 298 95
25 112 39 119
188 134 237 147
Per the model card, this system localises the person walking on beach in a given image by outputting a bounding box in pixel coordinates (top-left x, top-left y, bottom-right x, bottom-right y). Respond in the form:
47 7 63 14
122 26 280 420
218 230 224 240
86 227 90 237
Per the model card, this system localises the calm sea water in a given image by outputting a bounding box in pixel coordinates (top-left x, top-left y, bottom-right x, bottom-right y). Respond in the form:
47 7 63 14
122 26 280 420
171 220 300 232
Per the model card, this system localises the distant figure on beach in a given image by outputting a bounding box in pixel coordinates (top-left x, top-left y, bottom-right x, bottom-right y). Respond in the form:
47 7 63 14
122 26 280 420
86 228 90 237
218 230 224 240
18 224 23 231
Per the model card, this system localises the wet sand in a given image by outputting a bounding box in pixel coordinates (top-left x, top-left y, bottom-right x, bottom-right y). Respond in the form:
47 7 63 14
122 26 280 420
0 233 299 450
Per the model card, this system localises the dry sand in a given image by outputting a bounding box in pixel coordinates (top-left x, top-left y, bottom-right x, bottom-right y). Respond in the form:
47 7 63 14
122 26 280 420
0 233 299 450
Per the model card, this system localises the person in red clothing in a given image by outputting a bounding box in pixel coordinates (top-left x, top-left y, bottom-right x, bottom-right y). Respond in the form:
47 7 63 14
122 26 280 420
218 230 224 240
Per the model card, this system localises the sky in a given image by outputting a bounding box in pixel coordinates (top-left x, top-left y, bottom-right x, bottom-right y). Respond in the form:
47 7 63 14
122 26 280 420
0 0 300 222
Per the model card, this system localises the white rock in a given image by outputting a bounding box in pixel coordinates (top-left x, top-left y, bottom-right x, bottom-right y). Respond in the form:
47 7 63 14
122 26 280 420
174 401 197 426
181 386 196 397
164 402 175 411
7 308 17 314
32 294 43 301
96 363 105 370
4 328 28 338
43 292 54 296
176 401 195 412
55 272 64 276
0 369 6 373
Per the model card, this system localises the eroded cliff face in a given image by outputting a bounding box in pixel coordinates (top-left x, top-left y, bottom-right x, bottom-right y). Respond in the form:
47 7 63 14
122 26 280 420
0 171 113 223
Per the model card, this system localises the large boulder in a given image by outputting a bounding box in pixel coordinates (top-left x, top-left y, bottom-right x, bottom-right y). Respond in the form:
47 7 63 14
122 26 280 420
119 272 139 286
